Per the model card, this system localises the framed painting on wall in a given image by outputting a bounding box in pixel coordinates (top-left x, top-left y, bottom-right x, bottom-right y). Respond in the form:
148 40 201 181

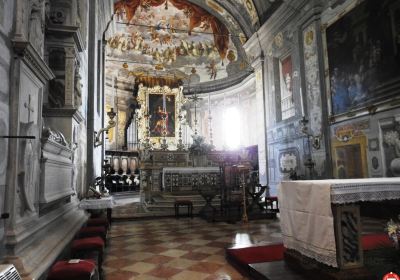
279 55 295 121
148 93 176 138
332 135 368 179
324 0 400 118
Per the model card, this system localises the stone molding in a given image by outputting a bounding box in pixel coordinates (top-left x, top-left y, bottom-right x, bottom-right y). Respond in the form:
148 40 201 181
11 40 55 83
43 107 85 123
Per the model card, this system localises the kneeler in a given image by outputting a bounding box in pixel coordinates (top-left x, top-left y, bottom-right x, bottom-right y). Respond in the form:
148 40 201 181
47 259 97 280
71 236 105 274
78 226 107 244
87 217 109 230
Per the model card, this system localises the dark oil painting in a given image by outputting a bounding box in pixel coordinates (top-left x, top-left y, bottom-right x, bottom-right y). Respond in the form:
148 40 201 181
326 0 400 115
148 94 175 138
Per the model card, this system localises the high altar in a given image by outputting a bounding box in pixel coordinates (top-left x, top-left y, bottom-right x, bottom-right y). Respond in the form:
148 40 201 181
278 178 400 273
135 84 221 202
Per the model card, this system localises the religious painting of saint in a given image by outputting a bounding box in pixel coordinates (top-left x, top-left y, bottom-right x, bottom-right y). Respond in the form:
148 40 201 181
326 0 400 115
148 94 175 138
279 55 295 120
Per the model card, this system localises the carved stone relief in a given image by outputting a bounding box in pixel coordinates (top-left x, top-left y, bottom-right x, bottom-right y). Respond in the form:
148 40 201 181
71 125 79 192
29 0 45 57
0 103 8 184
18 123 40 213
0 0 4 27
303 23 322 134
16 66 43 216
49 0 74 25
74 60 82 108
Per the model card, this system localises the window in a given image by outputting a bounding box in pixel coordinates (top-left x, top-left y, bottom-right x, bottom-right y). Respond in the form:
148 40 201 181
223 107 240 149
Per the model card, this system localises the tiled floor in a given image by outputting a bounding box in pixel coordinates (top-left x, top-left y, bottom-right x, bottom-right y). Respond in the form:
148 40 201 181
103 218 282 280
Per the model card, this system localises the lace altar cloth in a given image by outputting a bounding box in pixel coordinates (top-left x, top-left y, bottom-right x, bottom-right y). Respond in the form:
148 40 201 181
79 196 115 210
278 177 400 268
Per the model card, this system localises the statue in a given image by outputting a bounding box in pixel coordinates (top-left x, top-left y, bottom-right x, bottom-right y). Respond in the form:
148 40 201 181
29 0 45 57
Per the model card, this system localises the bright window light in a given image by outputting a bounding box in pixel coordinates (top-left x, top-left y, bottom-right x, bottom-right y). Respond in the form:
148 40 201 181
223 107 240 149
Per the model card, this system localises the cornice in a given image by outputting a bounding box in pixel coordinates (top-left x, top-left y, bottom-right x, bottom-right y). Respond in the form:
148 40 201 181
12 40 55 83
46 24 84 52
43 107 85 123
183 70 253 95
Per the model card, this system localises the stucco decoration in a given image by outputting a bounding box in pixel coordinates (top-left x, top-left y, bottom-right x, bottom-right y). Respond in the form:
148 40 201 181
303 23 322 134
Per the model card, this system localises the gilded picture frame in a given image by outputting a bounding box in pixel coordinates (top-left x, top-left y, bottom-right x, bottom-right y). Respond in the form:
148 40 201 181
137 85 184 149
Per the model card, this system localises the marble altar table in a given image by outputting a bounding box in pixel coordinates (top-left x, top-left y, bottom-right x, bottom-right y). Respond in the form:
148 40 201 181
278 178 400 269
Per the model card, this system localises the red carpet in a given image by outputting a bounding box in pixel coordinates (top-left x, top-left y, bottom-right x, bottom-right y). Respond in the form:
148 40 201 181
361 233 392 250
226 233 392 276
226 244 285 264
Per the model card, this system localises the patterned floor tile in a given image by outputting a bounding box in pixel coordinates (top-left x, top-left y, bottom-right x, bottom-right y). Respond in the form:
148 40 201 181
104 217 282 280
165 258 198 269
146 265 182 278
160 248 188 257
122 262 157 274
170 270 210 280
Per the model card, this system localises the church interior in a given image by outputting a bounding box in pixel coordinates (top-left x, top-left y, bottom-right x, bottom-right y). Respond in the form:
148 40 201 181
1 0 400 279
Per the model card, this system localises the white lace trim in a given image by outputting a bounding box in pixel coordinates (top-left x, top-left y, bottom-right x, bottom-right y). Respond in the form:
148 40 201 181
331 182 400 204
282 235 338 267
79 196 115 209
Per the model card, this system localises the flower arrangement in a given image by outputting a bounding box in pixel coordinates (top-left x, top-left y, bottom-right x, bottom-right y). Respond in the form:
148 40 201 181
188 135 214 155
386 218 400 249
383 130 400 157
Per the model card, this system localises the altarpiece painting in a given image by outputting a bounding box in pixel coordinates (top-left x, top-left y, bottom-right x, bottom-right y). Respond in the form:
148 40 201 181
148 93 176 137
325 0 400 116
137 85 185 149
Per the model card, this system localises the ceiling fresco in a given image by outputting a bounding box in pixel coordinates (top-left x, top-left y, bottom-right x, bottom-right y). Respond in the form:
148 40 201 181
107 0 250 87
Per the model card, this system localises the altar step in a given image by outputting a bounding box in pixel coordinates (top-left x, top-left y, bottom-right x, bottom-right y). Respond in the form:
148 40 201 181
143 193 221 215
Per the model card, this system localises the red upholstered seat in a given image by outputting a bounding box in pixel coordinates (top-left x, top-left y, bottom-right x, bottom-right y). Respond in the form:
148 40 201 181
72 236 104 252
87 217 109 229
46 259 96 280
72 237 104 273
79 226 107 242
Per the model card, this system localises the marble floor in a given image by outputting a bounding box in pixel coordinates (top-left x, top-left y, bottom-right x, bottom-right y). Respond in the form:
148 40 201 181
103 218 282 280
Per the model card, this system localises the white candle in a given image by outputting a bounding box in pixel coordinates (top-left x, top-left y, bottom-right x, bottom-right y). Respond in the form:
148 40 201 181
112 76 115 107
300 87 305 116
208 93 211 113
162 93 166 112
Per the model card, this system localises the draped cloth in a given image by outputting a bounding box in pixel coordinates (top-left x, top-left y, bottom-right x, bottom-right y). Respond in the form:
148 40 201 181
278 178 400 268
114 0 229 60
278 180 337 267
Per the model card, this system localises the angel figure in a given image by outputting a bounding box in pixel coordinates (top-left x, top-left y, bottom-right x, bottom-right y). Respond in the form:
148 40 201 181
206 60 217 80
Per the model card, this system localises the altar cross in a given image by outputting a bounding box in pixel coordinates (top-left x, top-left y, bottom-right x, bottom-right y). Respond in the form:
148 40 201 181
24 94 35 123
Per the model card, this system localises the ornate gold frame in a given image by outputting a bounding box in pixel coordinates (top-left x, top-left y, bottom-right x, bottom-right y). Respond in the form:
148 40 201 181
136 84 185 150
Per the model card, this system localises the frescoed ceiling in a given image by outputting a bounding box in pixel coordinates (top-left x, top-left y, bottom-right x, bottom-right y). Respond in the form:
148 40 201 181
105 0 264 92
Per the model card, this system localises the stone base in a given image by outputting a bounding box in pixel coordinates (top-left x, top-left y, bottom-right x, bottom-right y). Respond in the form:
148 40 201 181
3 202 87 280
283 249 375 280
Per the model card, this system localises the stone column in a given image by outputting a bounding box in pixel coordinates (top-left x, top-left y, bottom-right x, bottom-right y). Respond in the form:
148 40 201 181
86 0 97 183
64 47 76 107
252 56 268 186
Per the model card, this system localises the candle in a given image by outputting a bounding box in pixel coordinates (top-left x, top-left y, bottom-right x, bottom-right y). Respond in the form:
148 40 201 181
162 93 166 112
300 87 305 116
112 76 115 106
208 93 211 113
